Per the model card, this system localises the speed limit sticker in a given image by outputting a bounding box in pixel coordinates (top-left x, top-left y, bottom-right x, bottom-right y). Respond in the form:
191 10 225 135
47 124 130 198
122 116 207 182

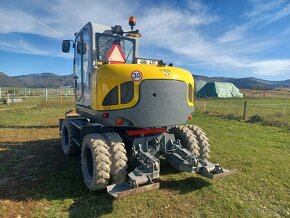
131 71 143 81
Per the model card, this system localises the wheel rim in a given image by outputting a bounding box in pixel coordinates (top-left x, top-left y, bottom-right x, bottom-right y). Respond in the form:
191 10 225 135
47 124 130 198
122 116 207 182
84 146 93 179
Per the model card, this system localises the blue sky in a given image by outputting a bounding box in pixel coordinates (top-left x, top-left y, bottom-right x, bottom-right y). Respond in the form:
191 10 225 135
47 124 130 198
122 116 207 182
0 0 290 80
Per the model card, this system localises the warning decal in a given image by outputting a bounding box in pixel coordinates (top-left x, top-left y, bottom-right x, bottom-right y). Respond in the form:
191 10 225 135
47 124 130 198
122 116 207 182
106 44 126 64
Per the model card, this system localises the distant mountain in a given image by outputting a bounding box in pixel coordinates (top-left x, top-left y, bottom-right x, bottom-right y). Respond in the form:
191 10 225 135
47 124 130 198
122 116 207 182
0 72 26 87
15 72 74 88
0 72 289 89
0 72 74 88
194 75 290 89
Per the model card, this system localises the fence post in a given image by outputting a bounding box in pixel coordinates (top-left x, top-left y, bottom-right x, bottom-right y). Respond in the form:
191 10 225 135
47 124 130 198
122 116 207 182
0 88 1 99
45 88 48 101
282 98 288 116
243 100 247 120
60 86 63 106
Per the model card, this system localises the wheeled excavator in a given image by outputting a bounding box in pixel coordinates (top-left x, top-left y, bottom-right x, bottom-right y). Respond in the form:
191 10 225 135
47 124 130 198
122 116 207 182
60 16 234 197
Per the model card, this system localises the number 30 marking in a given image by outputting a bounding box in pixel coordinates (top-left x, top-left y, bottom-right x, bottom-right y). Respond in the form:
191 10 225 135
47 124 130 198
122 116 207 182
131 71 143 81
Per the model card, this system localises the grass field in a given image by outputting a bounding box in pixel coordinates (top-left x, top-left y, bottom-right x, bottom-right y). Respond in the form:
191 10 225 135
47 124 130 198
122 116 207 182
241 88 290 99
0 98 289 217
195 97 290 128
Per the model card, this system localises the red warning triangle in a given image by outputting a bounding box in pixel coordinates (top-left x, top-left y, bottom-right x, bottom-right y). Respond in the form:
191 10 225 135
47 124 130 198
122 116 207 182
106 44 126 64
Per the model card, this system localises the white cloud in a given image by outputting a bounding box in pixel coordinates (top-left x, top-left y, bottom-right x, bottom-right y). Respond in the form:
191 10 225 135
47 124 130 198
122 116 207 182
186 0 209 14
139 1 218 43
0 0 289 79
0 0 134 55
0 40 49 55
138 3 288 78
0 3 62 38
218 26 247 43
259 3 290 27
0 39 73 59
245 0 287 18
219 1 290 44
0 0 133 38
249 59 290 76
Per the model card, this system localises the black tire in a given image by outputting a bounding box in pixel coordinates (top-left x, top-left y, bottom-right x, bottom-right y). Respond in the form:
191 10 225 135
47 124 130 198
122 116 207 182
168 125 200 157
104 132 128 184
81 134 111 191
186 125 211 161
61 119 79 155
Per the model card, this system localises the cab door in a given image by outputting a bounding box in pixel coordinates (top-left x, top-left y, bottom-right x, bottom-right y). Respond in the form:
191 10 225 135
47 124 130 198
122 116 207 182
74 29 91 106
74 33 83 104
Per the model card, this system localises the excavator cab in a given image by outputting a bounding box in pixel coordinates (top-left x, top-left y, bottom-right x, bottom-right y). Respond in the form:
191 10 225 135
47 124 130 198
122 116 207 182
62 21 142 110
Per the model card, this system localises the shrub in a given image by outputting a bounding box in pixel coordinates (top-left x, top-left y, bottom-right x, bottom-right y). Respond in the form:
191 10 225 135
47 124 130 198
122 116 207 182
248 114 264 123
225 113 241 121
263 120 289 128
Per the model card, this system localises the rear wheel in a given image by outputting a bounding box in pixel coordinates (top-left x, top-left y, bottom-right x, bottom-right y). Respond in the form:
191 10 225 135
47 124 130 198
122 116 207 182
104 132 128 184
186 125 211 161
61 119 79 155
169 125 200 156
81 134 111 191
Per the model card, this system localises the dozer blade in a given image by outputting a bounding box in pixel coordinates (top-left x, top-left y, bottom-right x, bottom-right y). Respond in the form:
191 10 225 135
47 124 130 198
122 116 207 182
107 182 160 198
212 168 238 179
197 163 238 179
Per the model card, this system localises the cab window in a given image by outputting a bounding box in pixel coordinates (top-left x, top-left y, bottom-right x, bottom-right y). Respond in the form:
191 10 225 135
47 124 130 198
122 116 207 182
96 34 135 64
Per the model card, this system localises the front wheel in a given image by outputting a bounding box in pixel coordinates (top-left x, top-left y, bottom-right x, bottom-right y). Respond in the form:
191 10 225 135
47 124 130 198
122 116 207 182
61 119 79 155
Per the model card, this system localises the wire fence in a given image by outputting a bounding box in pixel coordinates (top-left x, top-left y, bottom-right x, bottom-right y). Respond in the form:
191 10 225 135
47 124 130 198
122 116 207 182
1 87 289 128
195 98 290 128
0 87 74 104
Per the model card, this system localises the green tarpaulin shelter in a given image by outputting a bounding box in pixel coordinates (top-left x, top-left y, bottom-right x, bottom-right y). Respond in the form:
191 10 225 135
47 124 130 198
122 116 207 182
194 80 207 94
196 82 243 98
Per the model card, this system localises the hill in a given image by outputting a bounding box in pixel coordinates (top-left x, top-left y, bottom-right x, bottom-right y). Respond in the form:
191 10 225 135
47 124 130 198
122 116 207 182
0 72 73 88
0 72 289 89
15 73 74 88
194 75 290 89
0 72 27 87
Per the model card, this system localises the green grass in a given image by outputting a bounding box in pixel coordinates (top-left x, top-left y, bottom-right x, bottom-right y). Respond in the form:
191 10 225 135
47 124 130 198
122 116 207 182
0 98 289 217
195 98 290 128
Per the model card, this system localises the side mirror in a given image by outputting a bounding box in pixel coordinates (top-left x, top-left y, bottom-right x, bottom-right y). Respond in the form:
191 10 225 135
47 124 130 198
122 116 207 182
62 40 71 53
77 42 87 55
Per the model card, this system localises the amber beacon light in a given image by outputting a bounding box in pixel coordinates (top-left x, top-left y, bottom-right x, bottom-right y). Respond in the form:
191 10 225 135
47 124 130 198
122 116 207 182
129 16 136 30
